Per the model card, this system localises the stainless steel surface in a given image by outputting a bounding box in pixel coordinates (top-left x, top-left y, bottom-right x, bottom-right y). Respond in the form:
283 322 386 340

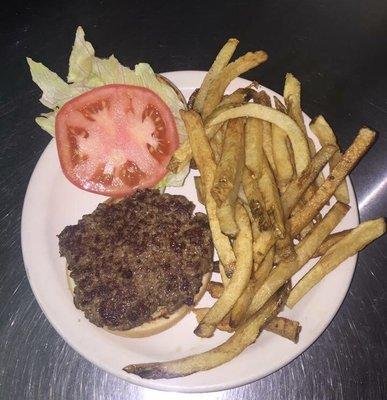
1 1 386 399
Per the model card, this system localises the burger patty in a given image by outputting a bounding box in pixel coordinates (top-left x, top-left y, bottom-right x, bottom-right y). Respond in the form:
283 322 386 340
58 189 213 331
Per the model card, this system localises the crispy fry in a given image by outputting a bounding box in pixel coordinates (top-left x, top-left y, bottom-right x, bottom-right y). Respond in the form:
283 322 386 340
194 308 301 343
264 317 301 343
124 291 281 379
252 222 276 268
281 144 338 219
207 103 310 176
181 110 236 275
245 117 264 178
310 115 350 203
194 176 205 205
206 281 224 299
273 96 287 113
211 118 245 206
307 137 325 188
195 202 253 337
247 201 349 317
218 84 257 108
313 229 351 258
287 218 386 308
272 123 294 192
242 168 271 230
284 73 307 135
194 38 239 114
188 88 199 110
210 122 226 163
289 128 376 236
202 51 268 118
230 246 274 327
258 156 286 238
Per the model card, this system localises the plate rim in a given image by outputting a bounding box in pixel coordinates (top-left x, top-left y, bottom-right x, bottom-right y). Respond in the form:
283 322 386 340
21 70 360 393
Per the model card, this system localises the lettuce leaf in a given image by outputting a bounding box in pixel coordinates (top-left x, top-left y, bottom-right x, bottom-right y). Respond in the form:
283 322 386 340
28 26 188 187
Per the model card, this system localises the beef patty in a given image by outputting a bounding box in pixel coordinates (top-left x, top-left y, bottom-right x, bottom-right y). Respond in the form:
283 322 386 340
58 189 213 331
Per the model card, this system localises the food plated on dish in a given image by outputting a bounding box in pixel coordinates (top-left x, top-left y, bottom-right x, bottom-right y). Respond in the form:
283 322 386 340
23 27 385 387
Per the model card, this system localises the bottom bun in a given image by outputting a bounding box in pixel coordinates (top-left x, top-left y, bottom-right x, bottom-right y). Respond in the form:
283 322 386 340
67 270 211 338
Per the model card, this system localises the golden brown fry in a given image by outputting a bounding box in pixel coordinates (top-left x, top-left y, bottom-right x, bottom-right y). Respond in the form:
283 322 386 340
284 73 307 135
211 118 245 206
194 308 301 343
313 229 351 258
281 144 338 219
181 110 236 276
246 201 349 317
207 103 310 176
258 156 286 238
273 96 287 113
194 176 205 205
287 218 386 308
242 168 271 230
272 123 294 192
124 291 282 379
206 281 224 299
252 222 276 268
194 38 239 114
245 117 264 179
218 84 257 108
307 137 325 188
264 317 301 343
195 202 253 337
187 88 199 110
310 115 350 203
289 128 376 236
193 308 233 333
230 246 274 327
209 123 226 163
202 51 268 118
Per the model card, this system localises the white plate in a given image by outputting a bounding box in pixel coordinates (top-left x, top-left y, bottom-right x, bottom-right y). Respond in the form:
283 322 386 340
21 71 359 393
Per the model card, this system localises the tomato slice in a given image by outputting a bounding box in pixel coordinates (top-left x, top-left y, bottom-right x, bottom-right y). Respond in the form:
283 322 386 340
55 84 179 197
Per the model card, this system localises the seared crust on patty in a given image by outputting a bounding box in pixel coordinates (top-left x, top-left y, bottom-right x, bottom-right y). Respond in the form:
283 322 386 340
58 189 213 331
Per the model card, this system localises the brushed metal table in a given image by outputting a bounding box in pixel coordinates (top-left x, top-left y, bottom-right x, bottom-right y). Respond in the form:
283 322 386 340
1 1 386 399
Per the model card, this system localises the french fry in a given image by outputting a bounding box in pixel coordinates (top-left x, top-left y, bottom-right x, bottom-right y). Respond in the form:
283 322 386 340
264 316 301 343
194 176 205 205
284 73 307 135
230 246 274 327
124 290 282 379
310 115 350 203
287 218 386 308
209 122 226 163
211 118 245 206
194 38 239 114
281 144 338 219
187 88 199 110
245 117 264 179
242 168 271 230
289 128 376 236
272 123 294 192
206 103 311 176
181 110 236 276
313 229 351 258
246 202 349 317
194 308 302 343
207 281 225 299
217 200 238 237
252 222 276 268
273 96 287 113
251 91 276 174
202 51 268 118
307 137 325 188
218 84 257 108
258 156 286 238
195 202 253 338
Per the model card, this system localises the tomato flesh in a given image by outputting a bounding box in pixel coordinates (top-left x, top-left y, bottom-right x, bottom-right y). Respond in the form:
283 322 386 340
55 84 179 197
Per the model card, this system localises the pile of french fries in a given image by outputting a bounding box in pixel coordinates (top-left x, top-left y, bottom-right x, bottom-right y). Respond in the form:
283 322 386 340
124 39 385 379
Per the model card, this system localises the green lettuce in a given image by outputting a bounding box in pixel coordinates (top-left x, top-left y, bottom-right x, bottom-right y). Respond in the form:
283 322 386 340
28 26 188 188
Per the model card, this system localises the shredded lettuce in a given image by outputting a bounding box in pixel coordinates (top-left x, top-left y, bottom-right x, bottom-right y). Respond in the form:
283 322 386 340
28 26 188 189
